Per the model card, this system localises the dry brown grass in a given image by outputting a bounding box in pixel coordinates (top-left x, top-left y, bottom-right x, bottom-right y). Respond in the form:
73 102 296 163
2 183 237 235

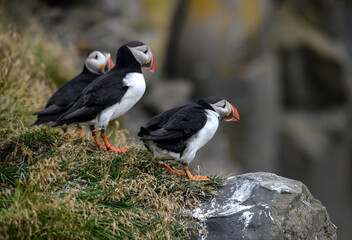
0 26 223 239
0 25 78 139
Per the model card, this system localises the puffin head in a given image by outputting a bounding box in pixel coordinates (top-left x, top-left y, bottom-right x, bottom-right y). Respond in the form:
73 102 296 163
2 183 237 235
125 41 156 72
85 50 114 74
200 96 239 122
85 51 114 74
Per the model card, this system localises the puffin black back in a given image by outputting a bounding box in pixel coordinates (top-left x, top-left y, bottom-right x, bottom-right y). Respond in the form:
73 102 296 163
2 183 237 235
115 45 142 73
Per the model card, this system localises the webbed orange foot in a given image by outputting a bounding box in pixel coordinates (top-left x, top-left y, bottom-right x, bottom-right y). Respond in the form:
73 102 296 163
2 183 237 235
183 165 210 181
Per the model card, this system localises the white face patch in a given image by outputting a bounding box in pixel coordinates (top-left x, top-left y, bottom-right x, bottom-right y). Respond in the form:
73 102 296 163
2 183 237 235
85 51 108 74
210 100 232 120
127 45 152 66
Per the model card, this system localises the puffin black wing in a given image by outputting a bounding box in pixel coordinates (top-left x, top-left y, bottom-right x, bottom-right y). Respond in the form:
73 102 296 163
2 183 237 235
139 104 208 153
82 73 128 108
138 105 185 136
52 70 128 127
32 67 99 124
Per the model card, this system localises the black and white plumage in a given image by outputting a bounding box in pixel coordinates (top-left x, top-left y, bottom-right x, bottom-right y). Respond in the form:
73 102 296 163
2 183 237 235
53 41 156 152
138 97 239 180
32 50 114 130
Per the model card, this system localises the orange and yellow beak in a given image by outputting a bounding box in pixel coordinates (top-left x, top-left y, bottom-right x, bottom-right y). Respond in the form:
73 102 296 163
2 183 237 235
100 56 115 73
107 57 114 71
225 104 240 122
143 52 156 73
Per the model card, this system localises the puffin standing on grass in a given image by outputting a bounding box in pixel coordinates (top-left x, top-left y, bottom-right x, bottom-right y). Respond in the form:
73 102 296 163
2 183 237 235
32 50 114 136
53 41 156 152
138 97 239 180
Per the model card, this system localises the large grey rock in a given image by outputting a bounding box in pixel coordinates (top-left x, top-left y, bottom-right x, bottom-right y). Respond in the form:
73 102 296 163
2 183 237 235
192 172 337 240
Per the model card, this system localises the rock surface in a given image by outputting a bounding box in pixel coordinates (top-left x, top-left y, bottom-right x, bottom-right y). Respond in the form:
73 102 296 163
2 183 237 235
192 172 337 240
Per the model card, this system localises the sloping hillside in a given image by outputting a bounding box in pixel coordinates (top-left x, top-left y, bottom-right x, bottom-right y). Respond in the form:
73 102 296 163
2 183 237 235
0 27 222 239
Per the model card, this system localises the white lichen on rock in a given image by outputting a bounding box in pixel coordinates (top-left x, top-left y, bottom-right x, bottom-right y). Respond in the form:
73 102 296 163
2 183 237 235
191 172 337 240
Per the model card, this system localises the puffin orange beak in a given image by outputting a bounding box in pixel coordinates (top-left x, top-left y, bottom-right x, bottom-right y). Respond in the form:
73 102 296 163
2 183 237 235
225 104 240 122
107 57 114 71
143 52 156 72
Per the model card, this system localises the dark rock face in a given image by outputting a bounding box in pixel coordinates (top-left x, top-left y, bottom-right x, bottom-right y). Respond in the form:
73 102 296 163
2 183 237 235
192 172 337 240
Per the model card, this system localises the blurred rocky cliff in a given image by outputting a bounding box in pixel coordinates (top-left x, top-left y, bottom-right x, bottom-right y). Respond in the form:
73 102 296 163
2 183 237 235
1 0 351 238
164 1 352 238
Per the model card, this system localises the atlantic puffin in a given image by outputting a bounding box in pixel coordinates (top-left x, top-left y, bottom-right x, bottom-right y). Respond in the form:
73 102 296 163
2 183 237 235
138 97 239 180
53 41 156 152
32 50 114 136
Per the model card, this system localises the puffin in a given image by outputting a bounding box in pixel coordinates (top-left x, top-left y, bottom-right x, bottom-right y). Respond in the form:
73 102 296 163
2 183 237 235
138 97 239 180
32 50 114 136
52 41 156 152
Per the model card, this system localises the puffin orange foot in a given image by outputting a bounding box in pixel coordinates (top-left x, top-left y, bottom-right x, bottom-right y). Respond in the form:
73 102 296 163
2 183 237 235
117 147 127 152
191 175 210 181
101 132 127 153
183 165 210 181
92 132 107 150
106 146 127 152
171 169 186 175
77 128 83 137
97 144 108 150
160 162 186 175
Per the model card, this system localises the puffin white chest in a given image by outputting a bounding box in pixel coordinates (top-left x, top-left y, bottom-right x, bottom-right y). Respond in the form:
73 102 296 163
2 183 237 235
95 73 146 129
111 72 146 119
180 109 219 164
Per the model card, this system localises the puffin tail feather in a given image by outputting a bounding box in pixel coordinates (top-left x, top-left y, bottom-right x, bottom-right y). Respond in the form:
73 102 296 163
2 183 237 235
33 105 61 116
137 127 149 137
52 107 95 128
32 114 61 126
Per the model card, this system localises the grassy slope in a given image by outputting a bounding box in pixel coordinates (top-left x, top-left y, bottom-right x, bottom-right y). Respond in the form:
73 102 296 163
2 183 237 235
0 27 222 239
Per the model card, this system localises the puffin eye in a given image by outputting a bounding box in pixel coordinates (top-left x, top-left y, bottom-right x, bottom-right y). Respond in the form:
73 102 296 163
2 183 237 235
144 49 148 54
222 103 226 108
94 54 98 59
